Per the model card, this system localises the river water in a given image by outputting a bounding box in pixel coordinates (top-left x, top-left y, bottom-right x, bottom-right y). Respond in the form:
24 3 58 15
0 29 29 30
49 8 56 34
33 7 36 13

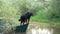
0 22 60 34
26 22 60 34
26 28 53 34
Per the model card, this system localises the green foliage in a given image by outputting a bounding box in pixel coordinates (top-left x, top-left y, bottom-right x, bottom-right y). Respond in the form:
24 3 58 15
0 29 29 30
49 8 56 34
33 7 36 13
0 0 60 24
0 0 60 32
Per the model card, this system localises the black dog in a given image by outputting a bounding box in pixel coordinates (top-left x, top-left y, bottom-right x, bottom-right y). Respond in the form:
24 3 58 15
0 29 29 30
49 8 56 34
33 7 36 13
19 12 33 25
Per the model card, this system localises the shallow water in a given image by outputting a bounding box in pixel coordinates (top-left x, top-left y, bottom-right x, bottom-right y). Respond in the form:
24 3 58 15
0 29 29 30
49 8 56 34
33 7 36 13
26 22 60 34
27 28 53 34
0 22 60 34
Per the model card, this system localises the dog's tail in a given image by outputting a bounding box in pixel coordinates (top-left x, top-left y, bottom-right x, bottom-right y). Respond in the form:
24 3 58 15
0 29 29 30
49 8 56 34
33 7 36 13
18 19 21 21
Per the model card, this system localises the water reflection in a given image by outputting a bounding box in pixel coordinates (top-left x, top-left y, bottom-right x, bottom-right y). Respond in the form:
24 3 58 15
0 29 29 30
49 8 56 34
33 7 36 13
27 28 53 34
15 32 26 34
0 22 60 34
53 28 60 34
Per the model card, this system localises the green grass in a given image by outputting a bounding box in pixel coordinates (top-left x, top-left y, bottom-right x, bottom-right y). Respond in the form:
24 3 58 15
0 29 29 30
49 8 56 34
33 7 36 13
31 16 49 22
51 18 60 23
31 15 60 23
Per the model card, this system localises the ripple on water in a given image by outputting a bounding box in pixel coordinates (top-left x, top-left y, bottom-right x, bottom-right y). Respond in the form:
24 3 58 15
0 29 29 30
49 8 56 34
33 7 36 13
27 28 53 34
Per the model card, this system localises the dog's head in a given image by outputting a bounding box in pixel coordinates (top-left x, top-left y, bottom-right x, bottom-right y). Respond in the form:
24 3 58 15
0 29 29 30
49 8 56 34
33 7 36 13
26 12 33 16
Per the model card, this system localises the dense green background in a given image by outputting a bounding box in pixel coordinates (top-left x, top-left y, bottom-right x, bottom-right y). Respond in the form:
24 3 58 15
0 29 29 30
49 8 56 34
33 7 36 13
0 0 60 23
0 0 60 33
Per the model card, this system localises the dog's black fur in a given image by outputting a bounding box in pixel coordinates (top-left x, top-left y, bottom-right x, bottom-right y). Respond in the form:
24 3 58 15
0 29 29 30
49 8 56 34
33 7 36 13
19 12 33 25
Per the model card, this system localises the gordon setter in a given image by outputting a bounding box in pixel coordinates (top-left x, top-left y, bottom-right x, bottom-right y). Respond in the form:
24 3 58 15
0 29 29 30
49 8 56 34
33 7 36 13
19 12 33 25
